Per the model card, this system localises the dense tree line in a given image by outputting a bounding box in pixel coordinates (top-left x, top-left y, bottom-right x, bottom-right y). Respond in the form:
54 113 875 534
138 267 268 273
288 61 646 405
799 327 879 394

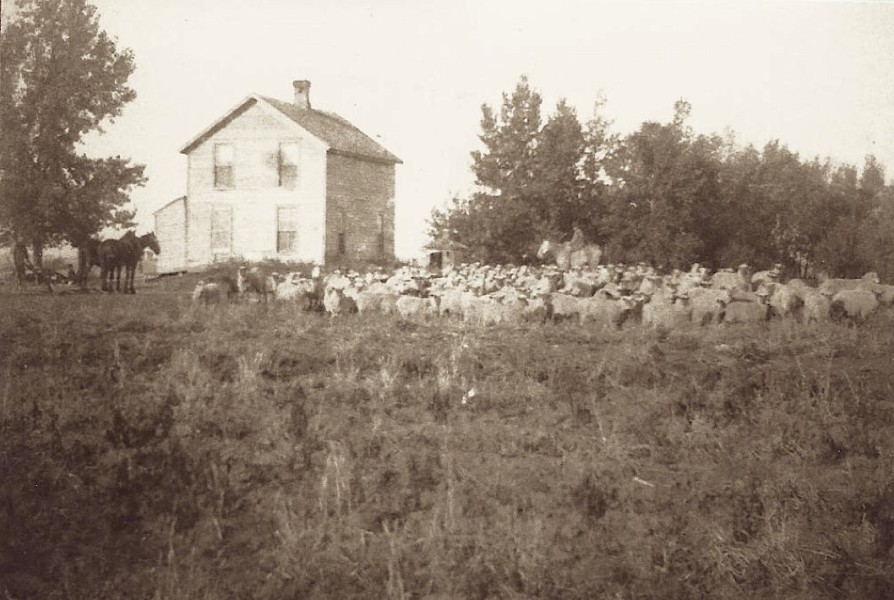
429 76 894 279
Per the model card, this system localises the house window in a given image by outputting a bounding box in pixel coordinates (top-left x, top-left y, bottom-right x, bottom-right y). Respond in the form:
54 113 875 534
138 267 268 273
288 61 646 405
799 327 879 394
277 206 298 253
211 206 232 253
279 142 299 189
337 211 347 255
214 144 234 189
377 213 385 256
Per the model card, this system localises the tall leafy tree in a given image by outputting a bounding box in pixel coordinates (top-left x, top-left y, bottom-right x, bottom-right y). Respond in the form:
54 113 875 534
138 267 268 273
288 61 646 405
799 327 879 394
602 100 725 268
471 75 543 198
430 76 544 262
579 95 619 244
0 0 145 266
814 158 886 277
859 154 886 200
430 76 614 262
529 99 587 239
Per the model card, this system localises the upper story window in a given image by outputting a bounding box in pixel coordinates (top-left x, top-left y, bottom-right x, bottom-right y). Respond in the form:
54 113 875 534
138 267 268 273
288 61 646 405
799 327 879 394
279 142 300 189
214 144 234 189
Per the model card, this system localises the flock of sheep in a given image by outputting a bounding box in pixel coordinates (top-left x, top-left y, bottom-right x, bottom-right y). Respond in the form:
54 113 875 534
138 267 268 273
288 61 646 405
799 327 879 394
191 262 894 329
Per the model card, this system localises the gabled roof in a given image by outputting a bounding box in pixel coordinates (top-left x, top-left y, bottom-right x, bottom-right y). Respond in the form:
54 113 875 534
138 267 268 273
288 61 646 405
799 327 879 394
425 237 470 251
153 195 186 215
180 95 402 165
261 96 402 165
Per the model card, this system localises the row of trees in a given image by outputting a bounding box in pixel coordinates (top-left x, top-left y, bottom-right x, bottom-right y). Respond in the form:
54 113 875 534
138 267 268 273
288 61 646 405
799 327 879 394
429 76 894 279
0 0 144 267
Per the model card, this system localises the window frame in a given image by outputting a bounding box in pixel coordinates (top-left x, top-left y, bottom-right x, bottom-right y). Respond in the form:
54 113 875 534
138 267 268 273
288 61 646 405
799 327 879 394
276 205 299 254
213 143 235 190
336 210 347 256
278 141 300 190
210 205 233 253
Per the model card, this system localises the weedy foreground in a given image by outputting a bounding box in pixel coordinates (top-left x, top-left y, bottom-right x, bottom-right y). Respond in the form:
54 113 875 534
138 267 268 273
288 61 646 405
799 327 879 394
1 277 893 599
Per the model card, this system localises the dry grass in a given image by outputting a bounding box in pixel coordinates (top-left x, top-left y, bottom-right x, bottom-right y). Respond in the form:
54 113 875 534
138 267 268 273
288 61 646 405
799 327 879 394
1 276 894 599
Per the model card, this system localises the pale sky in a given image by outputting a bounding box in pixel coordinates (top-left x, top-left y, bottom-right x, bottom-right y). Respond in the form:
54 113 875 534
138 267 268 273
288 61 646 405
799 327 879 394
62 0 894 257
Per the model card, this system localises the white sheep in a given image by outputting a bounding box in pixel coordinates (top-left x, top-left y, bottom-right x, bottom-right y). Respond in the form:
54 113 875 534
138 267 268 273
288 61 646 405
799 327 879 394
722 300 768 324
549 293 584 323
764 282 803 320
396 295 439 319
579 294 636 330
800 289 831 324
323 287 358 316
191 280 226 304
830 289 879 321
687 287 731 326
642 291 691 329
356 291 399 315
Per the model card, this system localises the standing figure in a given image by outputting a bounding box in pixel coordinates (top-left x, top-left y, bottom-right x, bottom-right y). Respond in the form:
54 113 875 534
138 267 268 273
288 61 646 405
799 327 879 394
12 239 31 288
75 237 102 289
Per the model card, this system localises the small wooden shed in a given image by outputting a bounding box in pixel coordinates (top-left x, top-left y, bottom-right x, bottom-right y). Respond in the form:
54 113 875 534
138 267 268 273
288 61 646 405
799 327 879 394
426 239 469 270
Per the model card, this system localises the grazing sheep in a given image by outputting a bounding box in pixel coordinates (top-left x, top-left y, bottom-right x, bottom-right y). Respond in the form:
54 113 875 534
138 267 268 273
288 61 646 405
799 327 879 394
534 273 562 296
324 271 352 291
464 295 504 326
493 289 529 325
642 292 691 329
275 276 315 301
191 280 226 304
818 275 872 297
722 300 768 324
566 278 596 298
831 289 879 321
323 287 358 316
437 288 468 319
237 266 276 302
711 264 751 293
858 282 894 307
801 289 832 324
675 270 707 293
549 293 584 323
579 294 635 330
750 265 781 291
764 282 804 320
687 287 731 326
356 291 399 315
729 288 768 304
204 273 241 299
396 295 439 319
785 278 810 292
521 295 551 323
637 275 664 297
862 271 880 284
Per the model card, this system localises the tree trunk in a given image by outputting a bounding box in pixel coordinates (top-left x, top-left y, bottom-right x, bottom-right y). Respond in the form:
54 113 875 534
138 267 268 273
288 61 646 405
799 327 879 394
30 239 53 292
31 240 44 271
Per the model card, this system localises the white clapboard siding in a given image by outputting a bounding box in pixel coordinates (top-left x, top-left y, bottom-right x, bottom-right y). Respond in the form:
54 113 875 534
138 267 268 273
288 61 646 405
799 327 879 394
186 102 328 264
154 197 187 273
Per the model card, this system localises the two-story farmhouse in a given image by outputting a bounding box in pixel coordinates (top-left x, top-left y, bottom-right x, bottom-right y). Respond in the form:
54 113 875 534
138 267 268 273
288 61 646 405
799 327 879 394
154 80 401 273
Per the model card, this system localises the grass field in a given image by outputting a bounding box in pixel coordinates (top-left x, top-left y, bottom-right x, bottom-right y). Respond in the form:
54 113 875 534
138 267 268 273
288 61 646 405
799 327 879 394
2 274 894 599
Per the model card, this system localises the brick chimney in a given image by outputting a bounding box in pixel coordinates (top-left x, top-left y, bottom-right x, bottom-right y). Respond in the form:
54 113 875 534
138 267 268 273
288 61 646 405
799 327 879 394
292 80 311 110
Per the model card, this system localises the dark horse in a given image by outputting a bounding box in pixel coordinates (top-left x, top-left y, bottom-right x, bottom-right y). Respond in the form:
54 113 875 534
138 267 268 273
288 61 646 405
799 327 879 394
98 231 161 293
